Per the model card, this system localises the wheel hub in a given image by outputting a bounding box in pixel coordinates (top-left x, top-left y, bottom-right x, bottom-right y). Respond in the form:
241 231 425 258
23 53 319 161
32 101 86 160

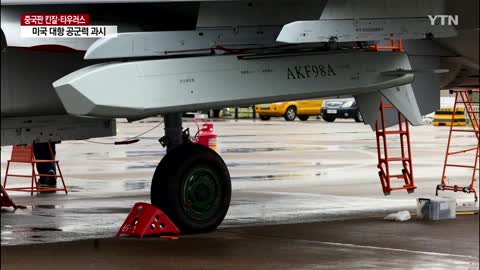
183 168 221 219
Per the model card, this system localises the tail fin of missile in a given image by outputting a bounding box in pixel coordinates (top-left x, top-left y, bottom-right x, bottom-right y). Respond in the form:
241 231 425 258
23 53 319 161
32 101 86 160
354 85 423 130
354 55 441 130
380 84 423 126
354 91 384 129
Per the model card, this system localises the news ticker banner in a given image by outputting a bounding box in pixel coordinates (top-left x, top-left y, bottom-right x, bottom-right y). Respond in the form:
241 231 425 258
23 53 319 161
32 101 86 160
20 14 117 38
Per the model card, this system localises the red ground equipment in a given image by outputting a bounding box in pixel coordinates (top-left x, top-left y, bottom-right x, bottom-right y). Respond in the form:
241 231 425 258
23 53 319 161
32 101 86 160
1 185 26 209
375 99 416 195
3 144 68 195
369 39 404 52
192 118 217 151
117 202 180 238
437 89 479 201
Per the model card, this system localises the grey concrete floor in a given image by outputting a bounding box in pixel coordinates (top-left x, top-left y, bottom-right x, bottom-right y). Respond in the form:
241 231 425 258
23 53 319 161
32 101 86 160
1 216 478 270
1 118 479 269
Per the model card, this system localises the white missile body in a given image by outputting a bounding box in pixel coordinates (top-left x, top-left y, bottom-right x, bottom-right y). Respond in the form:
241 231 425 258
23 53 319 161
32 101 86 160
54 51 413 120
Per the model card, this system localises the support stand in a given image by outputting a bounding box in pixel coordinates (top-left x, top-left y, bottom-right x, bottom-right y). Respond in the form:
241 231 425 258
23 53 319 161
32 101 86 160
437 89 479 201
376 100 416 195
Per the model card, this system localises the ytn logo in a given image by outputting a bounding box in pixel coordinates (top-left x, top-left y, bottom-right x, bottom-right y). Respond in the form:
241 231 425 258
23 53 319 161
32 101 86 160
428 15 459 26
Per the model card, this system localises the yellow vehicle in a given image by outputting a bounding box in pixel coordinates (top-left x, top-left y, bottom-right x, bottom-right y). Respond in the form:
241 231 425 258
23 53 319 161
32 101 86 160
256 99 324 121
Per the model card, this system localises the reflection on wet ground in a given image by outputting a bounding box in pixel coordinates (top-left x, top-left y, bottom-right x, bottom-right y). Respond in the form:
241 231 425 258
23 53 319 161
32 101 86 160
220 131 367 137
125 151 165 157
126 161 341 170
222 146 327 153
0 191 420 246
1 119 478 248
123 180 151 191
126 164 158 169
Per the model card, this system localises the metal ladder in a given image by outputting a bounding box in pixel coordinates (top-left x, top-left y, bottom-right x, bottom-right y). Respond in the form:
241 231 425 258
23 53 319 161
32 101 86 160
375 99 416 195
437 89 479 201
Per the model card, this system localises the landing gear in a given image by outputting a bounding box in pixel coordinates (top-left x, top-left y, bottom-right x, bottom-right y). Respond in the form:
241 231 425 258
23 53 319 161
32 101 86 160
152 114 231 233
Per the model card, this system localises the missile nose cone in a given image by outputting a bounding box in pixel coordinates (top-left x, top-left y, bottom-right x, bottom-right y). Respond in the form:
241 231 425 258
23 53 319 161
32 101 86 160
53 80 97 116
276 22 301 44
84 35 120 60
53 61 146 118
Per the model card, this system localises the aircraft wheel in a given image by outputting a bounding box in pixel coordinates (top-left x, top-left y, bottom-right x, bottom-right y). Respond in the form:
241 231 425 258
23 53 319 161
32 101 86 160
1 30 7 52
151 143 231 233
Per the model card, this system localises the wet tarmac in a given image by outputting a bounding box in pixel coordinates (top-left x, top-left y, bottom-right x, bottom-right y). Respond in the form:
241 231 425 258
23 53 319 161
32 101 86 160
1 216 478 270
1 118 479 269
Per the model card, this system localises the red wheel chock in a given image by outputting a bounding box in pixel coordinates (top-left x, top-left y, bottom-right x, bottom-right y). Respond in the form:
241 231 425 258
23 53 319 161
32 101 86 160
116 202 180 238
1 184 26 209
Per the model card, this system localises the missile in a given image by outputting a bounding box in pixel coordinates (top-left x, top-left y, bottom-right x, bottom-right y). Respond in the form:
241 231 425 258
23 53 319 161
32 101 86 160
53 50 413 120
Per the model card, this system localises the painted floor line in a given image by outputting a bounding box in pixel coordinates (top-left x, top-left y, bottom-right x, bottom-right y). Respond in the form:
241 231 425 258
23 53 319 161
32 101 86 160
320 241 479 260
226 231 479 260
244 190 413 202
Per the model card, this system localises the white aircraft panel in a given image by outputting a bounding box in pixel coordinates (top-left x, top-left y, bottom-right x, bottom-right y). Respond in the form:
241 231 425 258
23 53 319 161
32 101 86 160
85 27 281 59
320 0 446 19
197 0 327 27
277 18 457 44
1 115 115 146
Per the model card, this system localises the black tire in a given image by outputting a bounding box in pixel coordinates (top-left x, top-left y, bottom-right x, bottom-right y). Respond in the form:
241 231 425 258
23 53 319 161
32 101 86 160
209 109 221 118
354 112 363 123
259 115 271 121
298 115 309 121
151 143 231 233
1 30 7 52
284 106 297 121
322 116 336 122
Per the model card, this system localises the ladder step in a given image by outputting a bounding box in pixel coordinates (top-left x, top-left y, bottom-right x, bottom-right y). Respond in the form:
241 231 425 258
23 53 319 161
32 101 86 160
390 186 415 191
378 130 408 135
456 101 480 104
388 174 405 178
448 147 478 155
451 129 479 133
381 104 395 109
445 164 476 168
386 157 409 162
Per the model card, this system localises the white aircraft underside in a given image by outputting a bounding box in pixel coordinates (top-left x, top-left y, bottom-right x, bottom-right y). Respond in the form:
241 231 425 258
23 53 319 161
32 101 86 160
1 0 478 234
1 0 478 145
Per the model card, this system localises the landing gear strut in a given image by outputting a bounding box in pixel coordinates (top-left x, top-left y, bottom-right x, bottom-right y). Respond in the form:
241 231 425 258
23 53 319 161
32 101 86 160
151 114 231 233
